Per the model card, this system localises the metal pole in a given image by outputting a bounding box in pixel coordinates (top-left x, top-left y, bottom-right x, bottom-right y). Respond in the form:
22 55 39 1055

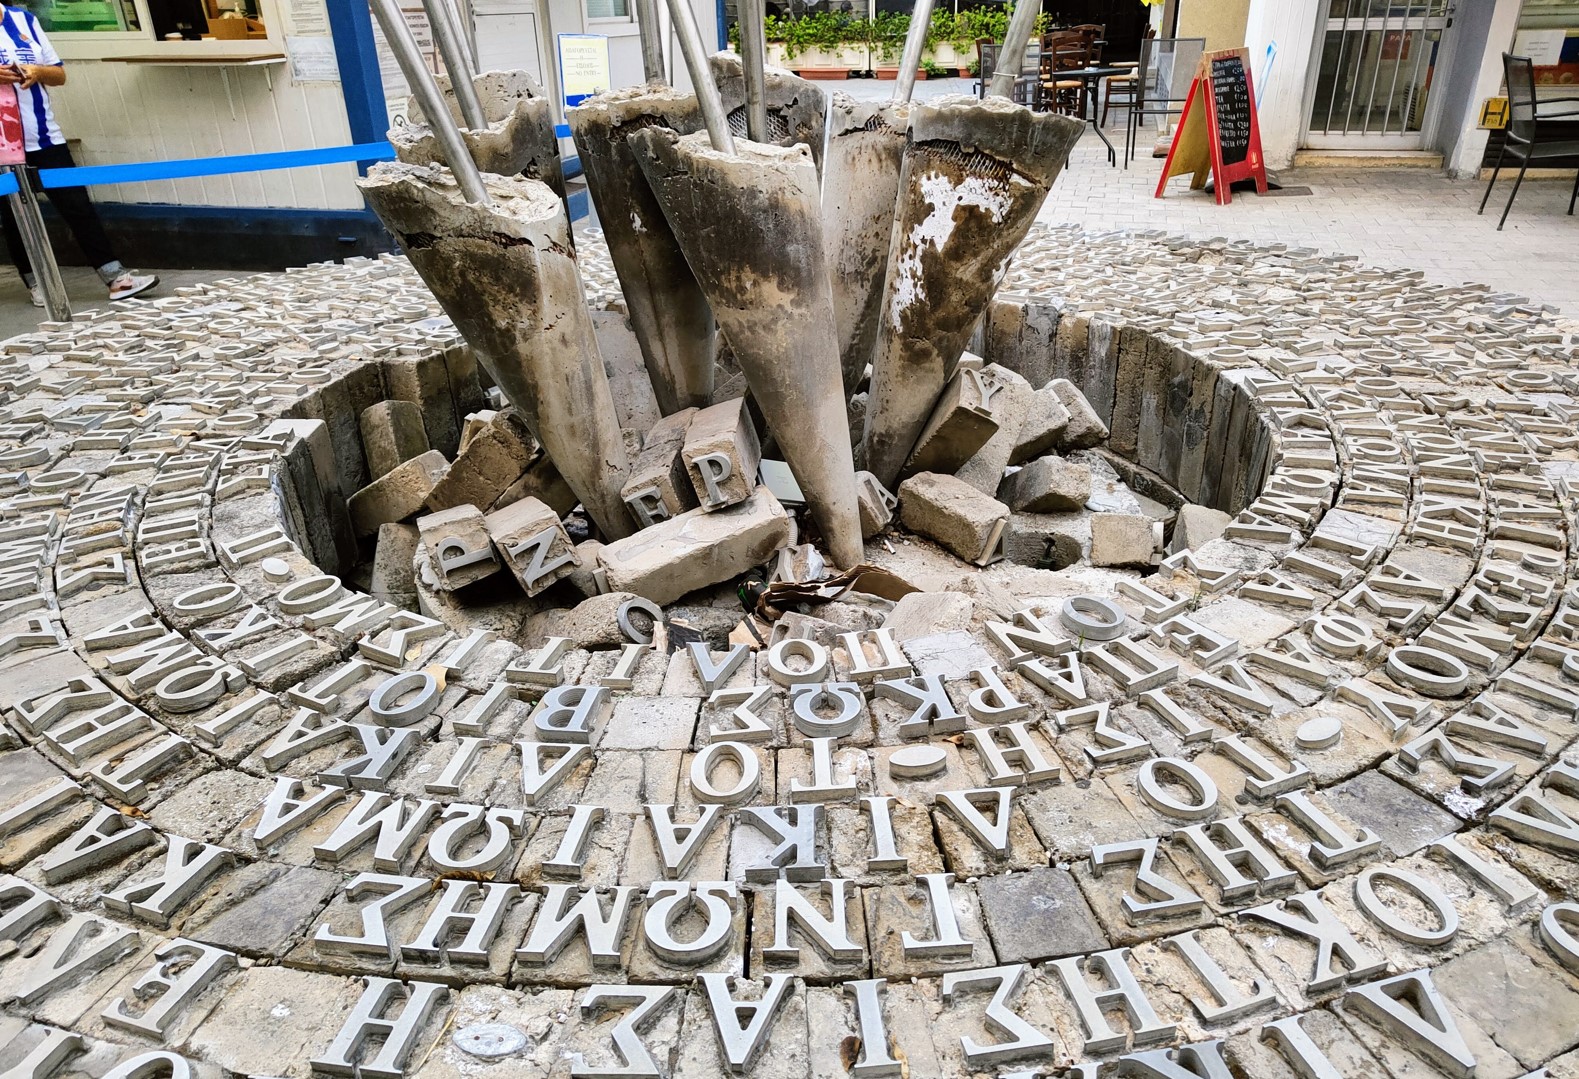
6 167 69 322
664 0 735 153
369 0 492 204
447 0 479 71
737 0 769 141
987 0 1039 100
634 0 666 83
422 0 488 131
891 0 935 104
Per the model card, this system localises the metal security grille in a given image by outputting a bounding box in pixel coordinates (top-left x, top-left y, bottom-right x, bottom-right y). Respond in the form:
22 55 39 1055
1306 0 1455 147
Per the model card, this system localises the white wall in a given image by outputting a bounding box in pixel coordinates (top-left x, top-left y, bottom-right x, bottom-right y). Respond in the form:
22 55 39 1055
1442 0 1522 177
1243 0 1324 170
47 0 362 210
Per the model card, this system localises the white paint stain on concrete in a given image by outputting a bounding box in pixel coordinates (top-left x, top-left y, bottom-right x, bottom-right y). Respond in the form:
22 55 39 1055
888 170 1014 330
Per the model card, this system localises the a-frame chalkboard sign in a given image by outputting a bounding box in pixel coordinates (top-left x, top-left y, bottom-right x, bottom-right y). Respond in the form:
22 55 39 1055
1154 47 1268 205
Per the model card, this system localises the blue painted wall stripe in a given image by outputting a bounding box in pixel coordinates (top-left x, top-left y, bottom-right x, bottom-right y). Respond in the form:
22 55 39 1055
37 142 397 189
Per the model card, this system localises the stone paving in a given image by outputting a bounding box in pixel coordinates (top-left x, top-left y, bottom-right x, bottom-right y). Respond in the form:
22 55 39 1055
0 215 1574 1078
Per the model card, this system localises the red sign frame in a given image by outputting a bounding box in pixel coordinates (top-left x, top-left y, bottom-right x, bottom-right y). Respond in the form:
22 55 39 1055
1154 48 1268 205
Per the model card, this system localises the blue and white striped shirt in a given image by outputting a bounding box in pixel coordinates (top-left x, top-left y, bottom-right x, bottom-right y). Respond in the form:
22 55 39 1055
0 6 61 152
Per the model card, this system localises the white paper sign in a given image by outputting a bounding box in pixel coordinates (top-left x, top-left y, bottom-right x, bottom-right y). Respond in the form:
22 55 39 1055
1514 29 1566 68
287 35 340 82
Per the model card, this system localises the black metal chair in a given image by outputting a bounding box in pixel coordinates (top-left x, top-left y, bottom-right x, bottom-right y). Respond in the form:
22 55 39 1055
1125 35 1205 169
1479 53 1579 230
975 39 998 99
975 38 1039 106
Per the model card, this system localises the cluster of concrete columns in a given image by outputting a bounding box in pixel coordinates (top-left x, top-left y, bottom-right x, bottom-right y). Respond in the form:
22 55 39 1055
357 0 1083 586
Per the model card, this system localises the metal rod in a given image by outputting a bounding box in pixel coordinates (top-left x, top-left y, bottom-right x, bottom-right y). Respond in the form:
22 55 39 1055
737 0 769 141
987 0 1039 99
664 0 735 153
435 0 477 81
447 0 479 71
6 167 68 323
369 0 492 204
422 0 487 131
634 0 666 83
891 0 935 104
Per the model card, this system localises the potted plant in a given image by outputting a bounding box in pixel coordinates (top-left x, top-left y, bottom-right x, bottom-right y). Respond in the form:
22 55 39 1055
871 10 913 79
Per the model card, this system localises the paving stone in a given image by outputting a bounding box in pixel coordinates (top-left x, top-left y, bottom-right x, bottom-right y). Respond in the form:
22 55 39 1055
1090 511 1161 567
999 455 1092 513
974 866 1109 963
347 449 449 537
358 399 430 481
1324 770 1462 857
1049 377 1108 449
897 472 1009 566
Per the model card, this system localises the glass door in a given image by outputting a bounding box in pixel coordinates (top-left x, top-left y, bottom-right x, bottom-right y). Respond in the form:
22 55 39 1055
1305 0 1456 149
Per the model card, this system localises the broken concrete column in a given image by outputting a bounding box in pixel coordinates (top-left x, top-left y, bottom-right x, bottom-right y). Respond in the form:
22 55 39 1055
998 455 1091 513
425 408 539 512
359 400 430 481
567 87 713 416
596 485 793 604
486 495 580 596
709 52 827 171
822 94 909 396
862 96 1083 488
683 396 760 510
395 69 565 196
630 128 864 568
902 365 1002 478
898 471 1009 566
417 505 500 590
621 407 699 528
347 449 450 537
360 164 635 540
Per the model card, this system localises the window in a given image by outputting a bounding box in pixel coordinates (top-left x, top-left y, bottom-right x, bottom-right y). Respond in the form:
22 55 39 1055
143 0 267 41
27 0 142 33
1514 0 1579 102
586 0 629 20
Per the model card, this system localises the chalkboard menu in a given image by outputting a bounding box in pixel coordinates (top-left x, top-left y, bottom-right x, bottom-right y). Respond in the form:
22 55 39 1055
1209 53 1252 167
1154 47 1267 205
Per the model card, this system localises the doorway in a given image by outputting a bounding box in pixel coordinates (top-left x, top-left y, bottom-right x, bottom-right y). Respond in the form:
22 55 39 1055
1304 0 1457 149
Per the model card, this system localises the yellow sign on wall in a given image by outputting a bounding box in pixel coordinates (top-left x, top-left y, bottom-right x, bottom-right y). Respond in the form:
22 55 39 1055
559 34 611 110
1479 96 1509 130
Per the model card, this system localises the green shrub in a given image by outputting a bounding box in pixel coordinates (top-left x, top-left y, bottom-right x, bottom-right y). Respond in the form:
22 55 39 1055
758 3 1050 64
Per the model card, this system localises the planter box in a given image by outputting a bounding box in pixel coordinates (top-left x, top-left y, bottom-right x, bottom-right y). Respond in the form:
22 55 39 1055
929 43 962 67
767 43 866 78
875 67 925 80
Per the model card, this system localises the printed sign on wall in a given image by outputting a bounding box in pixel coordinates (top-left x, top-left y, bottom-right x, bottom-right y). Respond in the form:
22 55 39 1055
558 33 610 110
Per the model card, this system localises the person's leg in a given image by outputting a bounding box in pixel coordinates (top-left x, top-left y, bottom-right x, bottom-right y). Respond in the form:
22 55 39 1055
0 193 34 288
27 145 122 282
